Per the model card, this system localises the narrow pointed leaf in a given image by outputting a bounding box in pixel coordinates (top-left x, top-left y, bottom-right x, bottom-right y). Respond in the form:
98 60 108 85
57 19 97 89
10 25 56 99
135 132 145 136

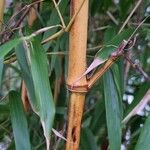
111 64 123 118
9 91 31 150
0 38 21 58
29 38 55 148
15 43 38 112
96 28 134 61
103 70 121 150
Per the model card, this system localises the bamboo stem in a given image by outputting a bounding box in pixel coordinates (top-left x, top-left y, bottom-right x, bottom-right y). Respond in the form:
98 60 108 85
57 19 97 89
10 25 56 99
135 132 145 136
0 0 5 31
66 0 89 149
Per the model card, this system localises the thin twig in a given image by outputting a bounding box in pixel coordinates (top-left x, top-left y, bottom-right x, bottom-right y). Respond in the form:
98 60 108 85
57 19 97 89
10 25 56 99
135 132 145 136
118 0 143 33
65 0 86 32
41 29 64 44
0 7 30 45
92 25 110 32
106 11 118 25
87 44 103 51
24 24 62 40
52 0 66 28
7 0 44 27
124 55 150 83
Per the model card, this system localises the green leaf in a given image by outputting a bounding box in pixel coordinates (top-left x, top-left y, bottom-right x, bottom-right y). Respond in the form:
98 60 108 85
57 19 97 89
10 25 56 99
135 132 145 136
103 70 121 150
111 64 123 118
29 38 55 148
103 27 117 44
9 91 31 150
0 38 21 58
135 114 150 150
80 127 98 150
96 28 134 61
15 43 38 112
119 0 134 19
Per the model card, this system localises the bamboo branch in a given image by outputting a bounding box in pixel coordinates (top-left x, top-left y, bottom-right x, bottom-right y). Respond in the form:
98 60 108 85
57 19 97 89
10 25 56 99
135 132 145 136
87 16 149 90
66 0 88 149
52 0 66 28
88 57 117 89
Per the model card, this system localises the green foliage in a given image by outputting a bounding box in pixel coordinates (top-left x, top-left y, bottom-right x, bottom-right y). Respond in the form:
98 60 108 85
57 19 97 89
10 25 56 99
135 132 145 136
0 0 150 149
103 70 122 150
9 91 31 150
29 38 55 144
96 28 134 62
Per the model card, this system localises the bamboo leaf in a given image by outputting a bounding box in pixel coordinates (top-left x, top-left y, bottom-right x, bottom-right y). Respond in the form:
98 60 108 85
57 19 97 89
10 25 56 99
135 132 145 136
28 38 55 149
135 113 150 150
111 64 123 118
0 38 21 58
9 91 31 150
103 70 121 150
15 43 38 112
15 38 55 149
96 28 134 60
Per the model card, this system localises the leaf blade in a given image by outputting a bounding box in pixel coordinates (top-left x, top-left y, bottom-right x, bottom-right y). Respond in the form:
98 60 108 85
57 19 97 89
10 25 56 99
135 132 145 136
9 91 31 150
29 38 55 148
0 38 21 58
103 70 121 150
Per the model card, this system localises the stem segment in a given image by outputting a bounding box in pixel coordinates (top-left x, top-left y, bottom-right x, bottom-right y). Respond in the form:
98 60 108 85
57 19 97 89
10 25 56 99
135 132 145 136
66 0 88 149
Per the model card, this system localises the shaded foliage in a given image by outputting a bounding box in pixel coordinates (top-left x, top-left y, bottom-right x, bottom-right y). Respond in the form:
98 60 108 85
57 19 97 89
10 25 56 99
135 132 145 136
0 0 150 149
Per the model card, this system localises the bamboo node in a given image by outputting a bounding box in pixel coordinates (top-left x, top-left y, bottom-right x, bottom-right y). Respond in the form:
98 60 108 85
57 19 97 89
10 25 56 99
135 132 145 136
66 83 88 93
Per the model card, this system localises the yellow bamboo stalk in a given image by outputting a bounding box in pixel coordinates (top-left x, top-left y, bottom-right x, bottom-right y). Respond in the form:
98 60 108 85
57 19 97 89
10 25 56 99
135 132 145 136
66 0 89 149
0 0 5 31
